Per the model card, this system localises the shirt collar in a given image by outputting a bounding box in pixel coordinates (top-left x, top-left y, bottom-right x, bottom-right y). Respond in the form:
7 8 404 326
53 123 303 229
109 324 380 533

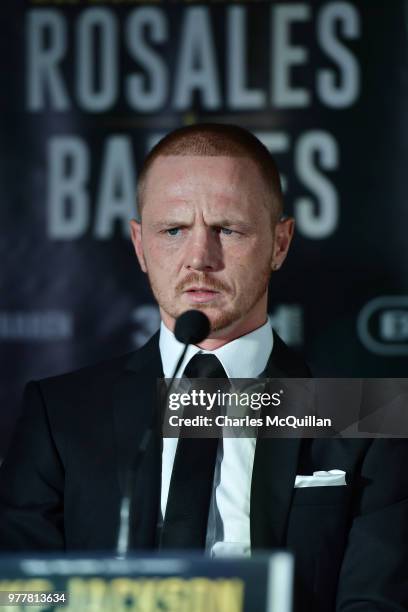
159 317 273 379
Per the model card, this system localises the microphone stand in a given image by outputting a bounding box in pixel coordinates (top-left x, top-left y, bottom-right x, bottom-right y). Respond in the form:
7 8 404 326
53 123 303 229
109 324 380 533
115 344 189 558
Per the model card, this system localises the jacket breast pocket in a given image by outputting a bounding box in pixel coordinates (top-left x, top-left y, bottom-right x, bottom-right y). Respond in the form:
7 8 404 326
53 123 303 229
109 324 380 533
291 484 350 506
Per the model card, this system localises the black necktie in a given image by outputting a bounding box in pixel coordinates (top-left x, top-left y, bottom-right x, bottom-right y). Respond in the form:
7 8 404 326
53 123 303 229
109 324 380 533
160 354 228 549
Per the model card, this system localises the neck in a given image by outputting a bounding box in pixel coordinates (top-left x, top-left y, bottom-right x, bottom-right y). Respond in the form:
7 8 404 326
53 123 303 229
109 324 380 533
196 317 268 350
162 309 269 351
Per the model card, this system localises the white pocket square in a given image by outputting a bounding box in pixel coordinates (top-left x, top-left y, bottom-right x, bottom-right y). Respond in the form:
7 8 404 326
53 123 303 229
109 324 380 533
294 469 346 488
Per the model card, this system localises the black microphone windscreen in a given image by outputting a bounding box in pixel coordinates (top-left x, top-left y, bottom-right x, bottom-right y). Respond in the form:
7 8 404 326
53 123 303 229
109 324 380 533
174 310 210 345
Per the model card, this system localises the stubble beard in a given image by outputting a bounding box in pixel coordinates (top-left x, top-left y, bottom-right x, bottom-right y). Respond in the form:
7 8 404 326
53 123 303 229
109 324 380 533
145 263 272 334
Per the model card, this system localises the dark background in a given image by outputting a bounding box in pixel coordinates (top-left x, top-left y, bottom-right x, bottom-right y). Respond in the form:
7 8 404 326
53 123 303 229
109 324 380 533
1 0 408 458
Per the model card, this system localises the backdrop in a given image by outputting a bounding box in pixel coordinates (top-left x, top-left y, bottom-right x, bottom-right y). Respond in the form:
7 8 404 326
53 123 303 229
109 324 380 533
2 0 408 457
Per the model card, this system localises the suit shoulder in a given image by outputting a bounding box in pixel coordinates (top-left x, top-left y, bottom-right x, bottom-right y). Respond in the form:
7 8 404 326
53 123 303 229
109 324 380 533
34 330 160 398
272 331 312 377
36 351 134 394
28 333 160 412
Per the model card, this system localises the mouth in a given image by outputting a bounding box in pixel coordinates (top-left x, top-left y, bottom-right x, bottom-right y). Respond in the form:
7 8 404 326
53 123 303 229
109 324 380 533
183 287 221 303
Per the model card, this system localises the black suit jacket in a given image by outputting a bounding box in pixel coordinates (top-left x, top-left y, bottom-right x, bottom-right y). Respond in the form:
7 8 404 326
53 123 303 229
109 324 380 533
0 332 407 612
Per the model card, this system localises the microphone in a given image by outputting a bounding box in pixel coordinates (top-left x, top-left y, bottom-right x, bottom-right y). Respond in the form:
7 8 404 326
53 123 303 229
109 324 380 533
115 310 210 558
174 309 211 345
172 310 210 378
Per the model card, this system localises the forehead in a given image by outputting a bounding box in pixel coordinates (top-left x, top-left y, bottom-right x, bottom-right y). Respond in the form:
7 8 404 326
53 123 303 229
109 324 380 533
142 154 269 212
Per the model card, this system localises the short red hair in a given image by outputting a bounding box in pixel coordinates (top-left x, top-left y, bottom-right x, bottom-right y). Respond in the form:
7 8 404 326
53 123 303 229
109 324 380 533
137 123 283 222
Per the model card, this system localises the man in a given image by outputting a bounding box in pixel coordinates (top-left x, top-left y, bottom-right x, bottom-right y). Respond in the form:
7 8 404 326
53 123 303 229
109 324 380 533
0 124 407 612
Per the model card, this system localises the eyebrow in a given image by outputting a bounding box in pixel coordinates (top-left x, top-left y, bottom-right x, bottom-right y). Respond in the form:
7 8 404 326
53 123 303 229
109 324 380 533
214 219 252 229
150 219 253 230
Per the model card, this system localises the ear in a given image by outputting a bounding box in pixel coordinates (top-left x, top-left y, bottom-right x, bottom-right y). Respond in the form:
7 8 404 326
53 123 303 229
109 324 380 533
129 219 147 273
271 217 295 271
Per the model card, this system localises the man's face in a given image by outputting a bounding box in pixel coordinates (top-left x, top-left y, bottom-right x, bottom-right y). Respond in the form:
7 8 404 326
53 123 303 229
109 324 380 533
130 155 293 340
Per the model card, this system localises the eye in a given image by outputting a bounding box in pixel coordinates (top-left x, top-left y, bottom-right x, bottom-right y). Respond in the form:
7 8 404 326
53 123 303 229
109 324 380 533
217 227 234 235
166 228 180 236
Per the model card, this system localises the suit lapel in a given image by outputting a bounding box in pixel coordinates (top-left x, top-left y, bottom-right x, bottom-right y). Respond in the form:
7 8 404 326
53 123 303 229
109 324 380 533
250 331 308 549
113 332 163 549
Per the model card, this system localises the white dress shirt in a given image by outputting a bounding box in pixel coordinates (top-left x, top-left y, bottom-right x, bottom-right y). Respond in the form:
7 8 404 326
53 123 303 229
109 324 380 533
159 318 273 557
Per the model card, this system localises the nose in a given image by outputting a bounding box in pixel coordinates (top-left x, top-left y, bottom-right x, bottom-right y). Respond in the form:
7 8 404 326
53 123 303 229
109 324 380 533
185 226 223 272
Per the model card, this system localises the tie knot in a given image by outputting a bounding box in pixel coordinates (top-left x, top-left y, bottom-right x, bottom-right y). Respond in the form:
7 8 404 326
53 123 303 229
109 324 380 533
183 354 227 379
